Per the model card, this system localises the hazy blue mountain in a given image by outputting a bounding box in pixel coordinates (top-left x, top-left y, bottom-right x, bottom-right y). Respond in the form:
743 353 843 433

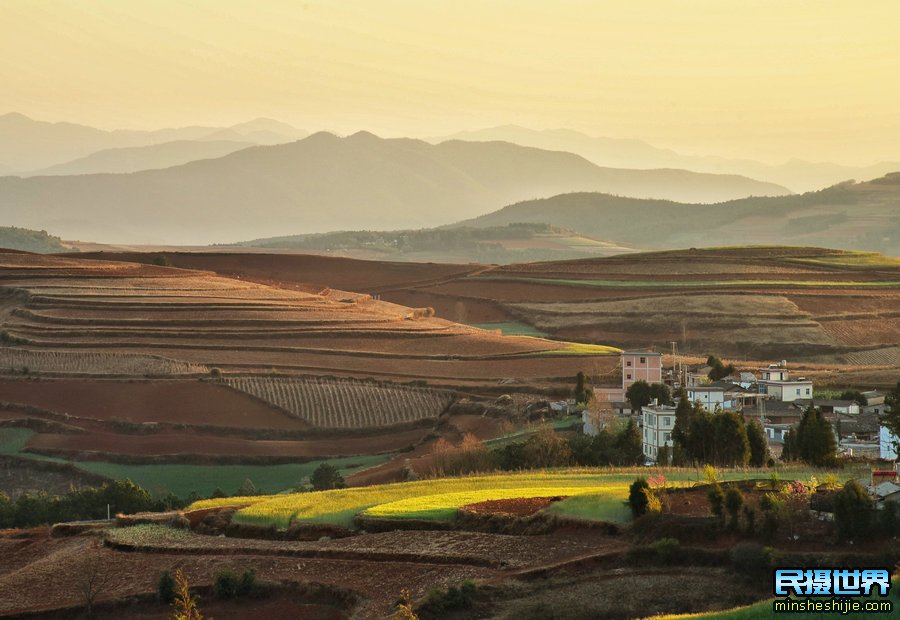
434 125 900 192
0 131 789 244
458 174 900 255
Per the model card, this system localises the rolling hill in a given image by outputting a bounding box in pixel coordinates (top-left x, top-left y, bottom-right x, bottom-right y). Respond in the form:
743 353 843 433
0 112 306 172
436 125 900 192
28 140 254 176
459 174 900 256
0 227 70 253
73 247 900 379
0 131 789 244
232 223 636 263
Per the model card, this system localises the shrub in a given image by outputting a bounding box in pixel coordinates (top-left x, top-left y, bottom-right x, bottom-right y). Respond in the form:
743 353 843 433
213 568 239 599
158 570 176 604
725 487 744 531
209 367 222 378
731 543 776 579
742 505 756 536
707 484 725 521
651 537 680 564
704 464 719 484
880 500 899 538
421 581 476 614
310 463 346 491
237 569 258 598
834 480 873 541
628 478 651 517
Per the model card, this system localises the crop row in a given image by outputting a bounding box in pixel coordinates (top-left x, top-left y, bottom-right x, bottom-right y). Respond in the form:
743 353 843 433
0 347 207 375
223 376 452 428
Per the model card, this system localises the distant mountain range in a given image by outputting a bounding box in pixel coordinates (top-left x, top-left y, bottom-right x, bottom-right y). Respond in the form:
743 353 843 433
458 174 900 256
0 113 307 173
0 131 789 245
434 125 900 193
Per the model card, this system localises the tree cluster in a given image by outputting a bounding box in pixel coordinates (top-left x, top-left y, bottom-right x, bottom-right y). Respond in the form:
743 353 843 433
624 380 672 411
782 405 838 467
671 398 767 467
706 355 736 381
0 479 166 528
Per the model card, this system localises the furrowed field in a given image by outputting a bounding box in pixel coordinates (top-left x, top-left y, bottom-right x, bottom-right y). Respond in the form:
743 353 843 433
191 467 860 529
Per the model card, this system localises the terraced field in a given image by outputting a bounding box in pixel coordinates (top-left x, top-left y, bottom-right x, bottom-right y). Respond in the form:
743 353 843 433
0 251 617 385
92 247 900 371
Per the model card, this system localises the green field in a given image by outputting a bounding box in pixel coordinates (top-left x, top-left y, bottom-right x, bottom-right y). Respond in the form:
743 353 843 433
0 427 388 497
472 275 900 289
469 321 548 337
191 467 858 529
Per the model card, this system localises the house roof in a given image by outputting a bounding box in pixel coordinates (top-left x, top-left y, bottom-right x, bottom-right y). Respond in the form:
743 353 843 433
873 481 900 498
795 399 858 408
622 351 662 356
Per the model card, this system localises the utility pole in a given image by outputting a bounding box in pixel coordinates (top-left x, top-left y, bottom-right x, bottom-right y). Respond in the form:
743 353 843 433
669 341 678 388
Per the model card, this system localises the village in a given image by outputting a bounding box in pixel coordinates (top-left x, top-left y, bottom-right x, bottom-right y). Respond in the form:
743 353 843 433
581 351 899 509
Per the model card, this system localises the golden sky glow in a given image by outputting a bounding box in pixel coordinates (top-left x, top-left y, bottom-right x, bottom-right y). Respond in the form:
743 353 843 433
2 0 899 164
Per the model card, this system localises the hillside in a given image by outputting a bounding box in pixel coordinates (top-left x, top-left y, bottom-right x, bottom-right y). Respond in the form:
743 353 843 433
0 227 69 253
436 125 900 192
77 247 900 378
29 140 254 176
233 223 636 263
460 174 900 256
0 112 306 172
0 131 789 244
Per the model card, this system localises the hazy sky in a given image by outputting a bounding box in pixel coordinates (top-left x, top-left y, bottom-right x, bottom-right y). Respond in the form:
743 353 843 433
2 1 899 165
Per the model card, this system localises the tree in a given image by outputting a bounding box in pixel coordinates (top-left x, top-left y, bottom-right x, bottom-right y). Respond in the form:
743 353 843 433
158 571 176 604
74 543 114 619
625 380 653 411
310 463 346 491
671 397 694 465
628 477 652 517
834 480 873 541
795 405 838 467
746 419 770 467
707 355 736 381
574 371 592 405
616 419 645 465
713 412 750 467
237 478 258 496
523 425 572 468
838 390 868 407
725 487 744 531
880 381 900 457
625 380 670 411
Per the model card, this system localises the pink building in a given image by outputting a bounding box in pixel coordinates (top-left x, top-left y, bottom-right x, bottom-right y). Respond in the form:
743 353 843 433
593 351 662 404
621 351 662 388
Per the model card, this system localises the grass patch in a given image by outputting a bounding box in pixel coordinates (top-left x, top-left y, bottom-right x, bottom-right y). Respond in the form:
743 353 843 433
469 321 548 337
0 428 34 454
545 492 632 522
527 340 622 356
0 427 389 497
788 253 900 269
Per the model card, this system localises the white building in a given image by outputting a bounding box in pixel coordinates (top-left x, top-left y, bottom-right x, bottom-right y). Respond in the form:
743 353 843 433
687 385 726 410
642 402 677 463
881 426 899 461
758 364 813 402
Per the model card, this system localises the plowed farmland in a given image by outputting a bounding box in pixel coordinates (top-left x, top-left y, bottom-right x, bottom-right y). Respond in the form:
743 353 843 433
86 247 900 373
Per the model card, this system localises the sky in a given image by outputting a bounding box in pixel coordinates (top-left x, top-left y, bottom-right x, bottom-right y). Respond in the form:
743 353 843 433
2 0 899 165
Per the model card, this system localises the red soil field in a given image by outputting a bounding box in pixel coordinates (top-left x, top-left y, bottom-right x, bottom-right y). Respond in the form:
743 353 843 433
0 378 306 430
461 496 566 517
26 426 429 458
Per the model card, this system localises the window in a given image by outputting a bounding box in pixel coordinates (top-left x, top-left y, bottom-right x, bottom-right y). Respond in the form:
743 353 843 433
664 432 671 442
663 417 670 427
796 388 801 396
626 373 632 380
805 388 810 395
626 361 632 367
640 357 646 364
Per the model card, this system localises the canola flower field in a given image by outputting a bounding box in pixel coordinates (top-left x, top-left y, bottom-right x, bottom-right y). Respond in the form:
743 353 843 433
189 467 851 529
